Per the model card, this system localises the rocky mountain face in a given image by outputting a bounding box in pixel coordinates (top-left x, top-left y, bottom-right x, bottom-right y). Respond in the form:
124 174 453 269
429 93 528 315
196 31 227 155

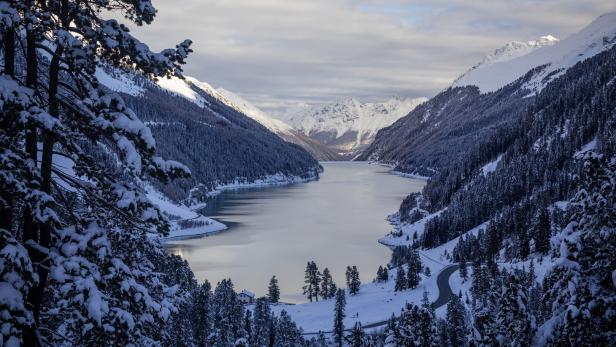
279 97 427 159
215 88 343 160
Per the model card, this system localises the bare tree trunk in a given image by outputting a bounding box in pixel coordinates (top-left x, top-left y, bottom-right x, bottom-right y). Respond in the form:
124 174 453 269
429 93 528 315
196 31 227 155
23 12 39 245
0 28 16 232
25 34 64 347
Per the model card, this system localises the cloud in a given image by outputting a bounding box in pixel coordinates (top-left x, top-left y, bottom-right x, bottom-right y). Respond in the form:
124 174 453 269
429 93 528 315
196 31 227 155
127 0 615 115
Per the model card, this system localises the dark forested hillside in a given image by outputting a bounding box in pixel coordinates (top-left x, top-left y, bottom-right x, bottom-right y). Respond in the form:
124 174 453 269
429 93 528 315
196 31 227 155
409 44 616 246
379 40 616 347
122 82 320 201
357 71 537 176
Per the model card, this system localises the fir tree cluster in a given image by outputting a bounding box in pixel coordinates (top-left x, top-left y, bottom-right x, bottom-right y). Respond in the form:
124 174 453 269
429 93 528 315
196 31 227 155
303 261 361 302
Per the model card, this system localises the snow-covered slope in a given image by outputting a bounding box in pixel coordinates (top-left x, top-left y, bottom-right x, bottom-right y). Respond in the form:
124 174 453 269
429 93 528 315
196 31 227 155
281 97 427 156
97 68 339 160
465 35 559 71
454 12 616 93
215 88 343 160
216 88 294 135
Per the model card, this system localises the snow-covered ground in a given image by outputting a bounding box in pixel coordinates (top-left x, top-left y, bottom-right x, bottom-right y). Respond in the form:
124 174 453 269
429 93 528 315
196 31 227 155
480 154 503 175
144 185 227 240
378 209 446 248
271 271 436 334
207 171 319 198
391 170 431 180
274 213 490 332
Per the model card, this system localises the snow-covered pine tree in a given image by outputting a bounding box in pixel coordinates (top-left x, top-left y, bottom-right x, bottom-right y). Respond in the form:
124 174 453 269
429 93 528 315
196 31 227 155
376 265 385 282
303 261 321 302
420 290 438 347
269 275 280 303
252 297 273 347
333 288 346 347
383 314 400 347
328 278 338 299
212 279 245 346
496 272 535 346
519 227 531 259
406 249 422 289
395 266 406 291
193 280 213 346
349 265 361 295
1 0 194 345
345 265 352 289
533 208 551 254
446 293 468 347
347 322 366 347
382 266 389 281
243 309 253 344
407 261 420 289
459 257 468 282
397 303 422 345
320 267 334 299
274 310 302 347
540 154 616 345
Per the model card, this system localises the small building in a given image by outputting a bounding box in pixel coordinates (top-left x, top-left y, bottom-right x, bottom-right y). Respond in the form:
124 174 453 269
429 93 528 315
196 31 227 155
238 290 255 304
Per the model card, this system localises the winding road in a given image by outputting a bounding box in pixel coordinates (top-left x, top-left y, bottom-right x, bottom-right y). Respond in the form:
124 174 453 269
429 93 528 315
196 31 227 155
301 263 460 335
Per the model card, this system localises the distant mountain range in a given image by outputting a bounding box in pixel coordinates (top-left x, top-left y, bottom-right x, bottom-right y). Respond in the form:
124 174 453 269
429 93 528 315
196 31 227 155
278 97 427 159
215 88 342 160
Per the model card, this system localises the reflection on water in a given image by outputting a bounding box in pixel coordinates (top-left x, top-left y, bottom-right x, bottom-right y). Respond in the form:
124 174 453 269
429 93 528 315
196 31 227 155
165 162 424 303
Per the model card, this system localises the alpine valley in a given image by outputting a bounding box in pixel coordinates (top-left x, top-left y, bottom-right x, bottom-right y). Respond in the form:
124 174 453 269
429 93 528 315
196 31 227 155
1 2 615 347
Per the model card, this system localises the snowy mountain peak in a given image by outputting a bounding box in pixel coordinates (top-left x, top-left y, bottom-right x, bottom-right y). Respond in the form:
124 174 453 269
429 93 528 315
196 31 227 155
453 12 616 93
215 88 294 135
462 35 559 77
280 97 427 154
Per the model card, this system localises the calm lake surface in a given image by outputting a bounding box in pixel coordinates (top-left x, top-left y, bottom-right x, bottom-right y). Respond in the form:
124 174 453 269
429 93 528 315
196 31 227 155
165 162 424 303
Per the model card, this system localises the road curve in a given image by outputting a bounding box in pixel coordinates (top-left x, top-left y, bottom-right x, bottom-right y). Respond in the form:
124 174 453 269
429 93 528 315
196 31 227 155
301 263 460 335
431 264 459 310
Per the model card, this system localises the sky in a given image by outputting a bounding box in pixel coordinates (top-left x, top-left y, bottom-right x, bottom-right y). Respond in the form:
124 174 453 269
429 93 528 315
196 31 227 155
125 0 615 116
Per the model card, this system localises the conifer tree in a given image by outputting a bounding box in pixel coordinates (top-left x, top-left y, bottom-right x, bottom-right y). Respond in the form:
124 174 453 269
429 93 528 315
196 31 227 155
542 155 616 345
533 208 551 254
193 280 213 347
345 265 353 289
384 314 400 347
0 0 192 344
320 268 335 299
333 289 346 347
459 257 468 282
212 279 245 346
519 228 530 259
349 266 361 295
252 297 272 347
395 266 406 291
496 273 535 346
243 310 253 344
303 261 321 302
268 275 280 303
446 294 468 347
382 266 389 281
347 322 366 347
376 265 388 282
274 310 302 347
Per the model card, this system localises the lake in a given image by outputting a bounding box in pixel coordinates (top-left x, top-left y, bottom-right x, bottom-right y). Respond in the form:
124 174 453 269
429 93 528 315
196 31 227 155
165 162 424 303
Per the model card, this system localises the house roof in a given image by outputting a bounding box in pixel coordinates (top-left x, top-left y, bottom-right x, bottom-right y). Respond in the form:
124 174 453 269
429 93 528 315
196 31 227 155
239 290 255 298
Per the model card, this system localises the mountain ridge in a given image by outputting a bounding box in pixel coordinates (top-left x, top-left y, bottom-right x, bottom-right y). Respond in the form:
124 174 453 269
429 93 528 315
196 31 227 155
280 96 427 158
